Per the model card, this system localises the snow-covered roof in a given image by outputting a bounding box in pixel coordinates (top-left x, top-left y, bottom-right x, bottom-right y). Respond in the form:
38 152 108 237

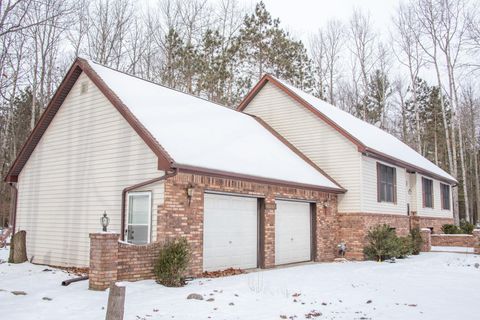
256 75 456 183
87 60 342 191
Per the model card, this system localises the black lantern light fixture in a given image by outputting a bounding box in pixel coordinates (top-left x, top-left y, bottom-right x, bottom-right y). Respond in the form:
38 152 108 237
100 211 110 232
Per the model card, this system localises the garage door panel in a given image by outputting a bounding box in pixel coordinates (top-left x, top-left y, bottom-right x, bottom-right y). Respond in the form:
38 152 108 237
203 193 258 271
275 200 311 265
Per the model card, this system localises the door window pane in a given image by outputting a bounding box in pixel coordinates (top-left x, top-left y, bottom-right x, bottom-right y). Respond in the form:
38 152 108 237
128 194 150 224
127 193 151 244
127 225 149 245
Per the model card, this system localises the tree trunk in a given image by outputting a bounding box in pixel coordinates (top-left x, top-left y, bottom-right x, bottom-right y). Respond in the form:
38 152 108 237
473 136 480 224
8 231 27 263
458 125 470 222
106 283 126 320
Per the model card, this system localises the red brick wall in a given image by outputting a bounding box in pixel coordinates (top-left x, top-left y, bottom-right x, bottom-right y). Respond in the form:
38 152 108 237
337 213 410 260
157 172 338 275
431 234 476 247
411 216 453 234
117 242 162 281
89 172 339 290
315 200 339 261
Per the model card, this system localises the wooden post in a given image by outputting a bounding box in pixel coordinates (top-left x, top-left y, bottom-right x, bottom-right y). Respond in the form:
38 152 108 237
8 230 27 263
105 283 125 320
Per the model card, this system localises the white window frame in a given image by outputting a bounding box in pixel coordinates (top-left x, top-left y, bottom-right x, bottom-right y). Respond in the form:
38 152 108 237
126 191 152 244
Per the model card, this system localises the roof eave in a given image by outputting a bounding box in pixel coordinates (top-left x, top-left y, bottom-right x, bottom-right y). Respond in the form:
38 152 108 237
4 58 175 182
251 115 345 191
239 75 456 186
172 163 346 194
364 148 457 185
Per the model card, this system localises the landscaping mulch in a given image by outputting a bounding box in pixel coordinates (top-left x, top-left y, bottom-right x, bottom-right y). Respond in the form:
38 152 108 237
202 268 245 278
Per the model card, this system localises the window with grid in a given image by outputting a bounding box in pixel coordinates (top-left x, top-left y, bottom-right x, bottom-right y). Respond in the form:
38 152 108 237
441 183 450 210
377 163 396 203
422 178 434 208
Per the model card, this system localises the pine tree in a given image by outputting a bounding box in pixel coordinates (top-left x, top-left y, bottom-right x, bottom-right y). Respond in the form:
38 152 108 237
361 69 392 127
237 1 314 92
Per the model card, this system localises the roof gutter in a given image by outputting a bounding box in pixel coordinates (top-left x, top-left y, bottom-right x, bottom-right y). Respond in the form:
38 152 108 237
120 169 178 241
7 182 18 235
173 163 345 194
363 148 457 185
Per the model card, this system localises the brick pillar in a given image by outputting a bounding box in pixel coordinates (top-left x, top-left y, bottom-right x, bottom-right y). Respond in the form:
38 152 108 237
89 233 120 291
262 195 276 268
420 228 431 252
410 215 419 230
473 229 480 254
315 196 338 262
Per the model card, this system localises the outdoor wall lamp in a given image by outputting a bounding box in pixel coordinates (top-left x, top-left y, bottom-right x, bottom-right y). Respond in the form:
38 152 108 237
187 185 194 198
186 184 194 206
100 211 110 232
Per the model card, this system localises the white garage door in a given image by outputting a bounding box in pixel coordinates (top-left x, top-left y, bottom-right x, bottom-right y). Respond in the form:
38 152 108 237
203 193 258 271
275 200 312 265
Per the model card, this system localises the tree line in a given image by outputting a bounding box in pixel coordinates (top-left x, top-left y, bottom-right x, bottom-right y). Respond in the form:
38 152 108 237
1 0 479 226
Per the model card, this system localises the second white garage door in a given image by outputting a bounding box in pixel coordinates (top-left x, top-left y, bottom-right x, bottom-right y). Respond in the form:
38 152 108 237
275 200 312 265
203 193 258 271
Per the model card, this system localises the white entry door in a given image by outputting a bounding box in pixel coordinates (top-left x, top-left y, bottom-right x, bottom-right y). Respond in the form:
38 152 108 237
203 193 258 271
126 192 152 245
275 200 312 265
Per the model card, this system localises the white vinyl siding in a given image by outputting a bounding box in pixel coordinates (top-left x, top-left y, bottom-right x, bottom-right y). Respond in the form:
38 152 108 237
415 174 453 218
244 82 361 212
361 157 407 215
15 72 165 267
407 173 417 213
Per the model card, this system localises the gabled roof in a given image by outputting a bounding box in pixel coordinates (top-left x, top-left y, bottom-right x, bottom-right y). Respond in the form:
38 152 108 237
5 58 344 193
238 74 457 184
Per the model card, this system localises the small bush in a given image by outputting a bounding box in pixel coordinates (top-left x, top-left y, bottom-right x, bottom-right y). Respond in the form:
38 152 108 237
154 238 190 287
395 236 413 258
409 227 423 255
460 220 475 234
441 224 461 234
363 224 401 261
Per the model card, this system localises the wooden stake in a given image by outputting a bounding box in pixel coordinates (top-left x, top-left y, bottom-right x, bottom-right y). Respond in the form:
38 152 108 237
105 283 126 320
9 230 27 263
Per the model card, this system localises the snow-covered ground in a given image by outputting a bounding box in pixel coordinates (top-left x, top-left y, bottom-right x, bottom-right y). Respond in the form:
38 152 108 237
1 247 479 320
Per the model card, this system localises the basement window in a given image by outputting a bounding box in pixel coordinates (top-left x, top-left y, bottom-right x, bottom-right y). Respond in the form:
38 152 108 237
377 163 396 203
126 192 152 244
440 183 450 210
422 178 434 208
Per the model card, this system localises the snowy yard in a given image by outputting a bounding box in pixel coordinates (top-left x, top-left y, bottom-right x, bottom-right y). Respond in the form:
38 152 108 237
1 248 479 320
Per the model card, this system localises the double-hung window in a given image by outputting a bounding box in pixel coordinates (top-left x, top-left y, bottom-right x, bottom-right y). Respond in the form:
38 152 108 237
377 163 396 203
422 178 434 208
440 183 450 210
126 192 152 244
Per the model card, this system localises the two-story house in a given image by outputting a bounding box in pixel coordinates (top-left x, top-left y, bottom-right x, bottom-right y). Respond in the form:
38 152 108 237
238 75 456 259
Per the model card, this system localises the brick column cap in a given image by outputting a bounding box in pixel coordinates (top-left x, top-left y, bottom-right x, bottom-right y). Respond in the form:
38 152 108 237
89 232 120 240
420 228 431 233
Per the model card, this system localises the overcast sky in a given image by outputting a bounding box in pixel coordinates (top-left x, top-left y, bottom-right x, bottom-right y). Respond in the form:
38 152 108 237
238 0 402 41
